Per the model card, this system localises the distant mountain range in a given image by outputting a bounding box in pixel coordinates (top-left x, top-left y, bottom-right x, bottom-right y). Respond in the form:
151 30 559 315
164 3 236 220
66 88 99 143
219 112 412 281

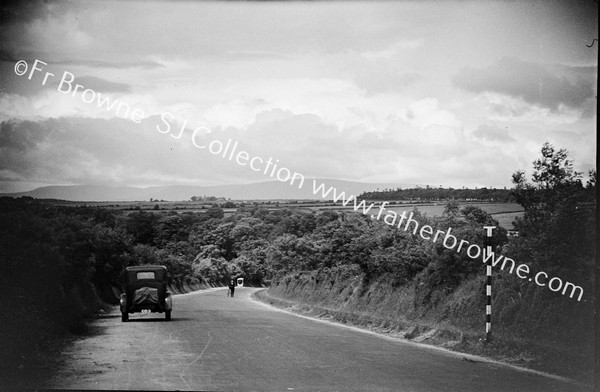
0 179 418 202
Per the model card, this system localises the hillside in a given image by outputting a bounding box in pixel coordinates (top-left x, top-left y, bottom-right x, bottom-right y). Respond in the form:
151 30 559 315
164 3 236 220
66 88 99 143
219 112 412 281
0 179 418 202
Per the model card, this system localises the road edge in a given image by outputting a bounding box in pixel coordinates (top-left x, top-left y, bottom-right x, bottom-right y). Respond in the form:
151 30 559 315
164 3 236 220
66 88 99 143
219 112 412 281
250 288 590 390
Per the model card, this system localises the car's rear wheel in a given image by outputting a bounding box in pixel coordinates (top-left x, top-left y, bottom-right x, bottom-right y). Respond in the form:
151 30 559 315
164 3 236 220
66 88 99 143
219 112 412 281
165 310 171 321
121 312 128 322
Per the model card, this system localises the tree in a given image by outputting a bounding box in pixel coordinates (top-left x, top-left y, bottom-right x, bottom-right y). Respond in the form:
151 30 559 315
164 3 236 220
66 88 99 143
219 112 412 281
205 205 224 219
89 224 133 301
442 200 460 219
532 142 581 189
124 211 159 245
130 243 160 266
155 215 186 246
192 245 228 284
509 143 595 272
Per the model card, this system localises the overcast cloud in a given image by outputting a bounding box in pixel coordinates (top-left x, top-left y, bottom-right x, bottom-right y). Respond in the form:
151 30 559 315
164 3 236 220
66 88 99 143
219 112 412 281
453 57 596 112
0 0 596 192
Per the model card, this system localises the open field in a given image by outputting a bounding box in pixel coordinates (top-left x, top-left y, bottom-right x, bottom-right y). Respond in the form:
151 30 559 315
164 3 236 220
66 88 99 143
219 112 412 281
40 199 524 228
387 203 524 229
316 202 524 229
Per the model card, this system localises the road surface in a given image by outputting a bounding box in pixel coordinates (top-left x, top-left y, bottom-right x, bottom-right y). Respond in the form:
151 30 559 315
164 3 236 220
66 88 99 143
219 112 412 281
47 287 588 391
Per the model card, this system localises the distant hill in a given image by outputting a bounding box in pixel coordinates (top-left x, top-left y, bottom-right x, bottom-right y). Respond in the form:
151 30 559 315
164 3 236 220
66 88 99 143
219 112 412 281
0 180 418 202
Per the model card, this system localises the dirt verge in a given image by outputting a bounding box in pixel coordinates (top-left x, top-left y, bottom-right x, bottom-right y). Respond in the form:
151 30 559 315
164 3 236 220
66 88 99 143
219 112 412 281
252 288 593 386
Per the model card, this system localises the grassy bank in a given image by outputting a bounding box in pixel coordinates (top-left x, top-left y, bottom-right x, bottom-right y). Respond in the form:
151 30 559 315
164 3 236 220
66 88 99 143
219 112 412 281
258 269 594 385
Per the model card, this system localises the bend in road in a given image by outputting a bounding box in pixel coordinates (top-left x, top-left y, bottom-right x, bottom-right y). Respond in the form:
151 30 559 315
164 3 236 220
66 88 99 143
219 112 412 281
48 287 590 392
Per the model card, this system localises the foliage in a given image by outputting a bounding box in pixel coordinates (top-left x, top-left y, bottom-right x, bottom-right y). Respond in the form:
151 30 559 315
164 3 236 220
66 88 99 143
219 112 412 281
509 142 595 273
0 191 510 305
0 142 593 364
359 186 514 202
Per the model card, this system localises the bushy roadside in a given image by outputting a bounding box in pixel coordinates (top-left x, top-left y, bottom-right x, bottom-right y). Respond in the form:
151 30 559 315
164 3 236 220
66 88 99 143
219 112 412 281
0 271 106 387
263 267 594 383
0 194 272 387
0 143 593 387
258 144 596 383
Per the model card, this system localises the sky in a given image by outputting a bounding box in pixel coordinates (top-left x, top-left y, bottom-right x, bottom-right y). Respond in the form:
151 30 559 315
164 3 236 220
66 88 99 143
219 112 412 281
0 0 597 193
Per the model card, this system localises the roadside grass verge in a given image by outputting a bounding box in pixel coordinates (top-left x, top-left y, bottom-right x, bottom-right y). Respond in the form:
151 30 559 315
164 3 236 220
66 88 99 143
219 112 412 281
253 275 593 385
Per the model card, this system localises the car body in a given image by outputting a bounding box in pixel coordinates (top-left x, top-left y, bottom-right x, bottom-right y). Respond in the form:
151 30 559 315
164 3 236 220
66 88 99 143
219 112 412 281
120 265 172 321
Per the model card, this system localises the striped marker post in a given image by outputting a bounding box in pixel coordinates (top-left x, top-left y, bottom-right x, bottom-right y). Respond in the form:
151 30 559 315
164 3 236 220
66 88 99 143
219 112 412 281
483 226 496 343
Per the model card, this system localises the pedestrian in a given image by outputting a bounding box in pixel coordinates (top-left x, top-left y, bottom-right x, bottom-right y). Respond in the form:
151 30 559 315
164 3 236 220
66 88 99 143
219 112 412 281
228 279 235 297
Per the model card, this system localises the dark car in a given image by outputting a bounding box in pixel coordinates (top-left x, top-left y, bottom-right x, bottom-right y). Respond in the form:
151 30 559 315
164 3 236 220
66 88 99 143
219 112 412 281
120 265 173 322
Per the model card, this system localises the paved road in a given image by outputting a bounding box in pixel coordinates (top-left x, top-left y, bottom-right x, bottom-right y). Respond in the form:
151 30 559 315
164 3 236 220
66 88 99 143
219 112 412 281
49 288 589 391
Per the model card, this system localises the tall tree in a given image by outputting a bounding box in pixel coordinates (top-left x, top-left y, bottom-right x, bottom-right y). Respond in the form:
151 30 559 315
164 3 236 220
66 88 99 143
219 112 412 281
510 142 594 272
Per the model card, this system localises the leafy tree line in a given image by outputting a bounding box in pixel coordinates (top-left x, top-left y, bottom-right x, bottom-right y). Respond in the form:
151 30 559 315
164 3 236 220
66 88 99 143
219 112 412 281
359 186 515 202
0 194 511 304
0 143 593 308
496 143 595 338
268 143 595 380
0 192 508 313
0 143 594 365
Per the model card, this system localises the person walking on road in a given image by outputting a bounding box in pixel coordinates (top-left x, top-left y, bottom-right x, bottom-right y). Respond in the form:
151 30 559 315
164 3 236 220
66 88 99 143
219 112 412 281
228 279 235 297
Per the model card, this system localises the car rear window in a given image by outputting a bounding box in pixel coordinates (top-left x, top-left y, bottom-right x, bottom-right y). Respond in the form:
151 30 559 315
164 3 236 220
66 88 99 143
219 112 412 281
136 272 155 280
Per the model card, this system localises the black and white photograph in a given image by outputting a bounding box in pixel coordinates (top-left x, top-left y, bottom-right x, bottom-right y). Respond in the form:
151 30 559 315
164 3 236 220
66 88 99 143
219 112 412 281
0 1 597 391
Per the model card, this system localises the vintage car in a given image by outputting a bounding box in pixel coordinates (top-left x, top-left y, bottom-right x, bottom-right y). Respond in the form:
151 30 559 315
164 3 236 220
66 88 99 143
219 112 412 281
120 265 172 322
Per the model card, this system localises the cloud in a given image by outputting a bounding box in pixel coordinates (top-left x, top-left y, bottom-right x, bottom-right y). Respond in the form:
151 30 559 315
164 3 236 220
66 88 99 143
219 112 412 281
0 2 72 24
52 59 164 70
0 110 472 190
361 39 424 61
0 115 360 187
0 119 49 180
0 120 44 151
46 75 130 93
396 98 460 129
354 70 421 95
0 102 595 192
0 117 229 186
472 124 515 143
0 69 131 97
452 57 596 112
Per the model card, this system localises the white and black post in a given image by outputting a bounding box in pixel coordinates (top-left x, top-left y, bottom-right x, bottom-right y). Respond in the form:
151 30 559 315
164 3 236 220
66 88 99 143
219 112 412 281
483 226 496 343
